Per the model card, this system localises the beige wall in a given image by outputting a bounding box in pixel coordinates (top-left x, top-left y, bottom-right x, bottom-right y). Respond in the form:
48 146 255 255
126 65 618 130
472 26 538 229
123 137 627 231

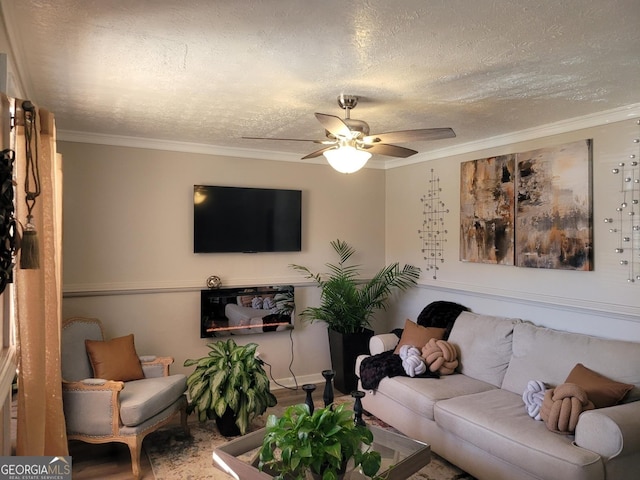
60 116 640 388
385 118 640 342
59 141 386 384
60 117 640 391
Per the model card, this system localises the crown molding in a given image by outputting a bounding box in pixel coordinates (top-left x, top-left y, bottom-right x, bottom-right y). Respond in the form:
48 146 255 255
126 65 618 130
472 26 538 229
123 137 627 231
385 102 640 169
57 103 640 170
56 129 388 169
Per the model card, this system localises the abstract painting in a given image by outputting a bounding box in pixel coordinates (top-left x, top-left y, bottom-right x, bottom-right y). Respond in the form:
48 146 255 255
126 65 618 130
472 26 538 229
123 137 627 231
515 139 592 270
460 155 516 265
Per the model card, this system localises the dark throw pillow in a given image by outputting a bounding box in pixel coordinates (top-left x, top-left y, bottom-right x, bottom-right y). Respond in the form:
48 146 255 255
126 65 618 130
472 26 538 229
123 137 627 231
417 301 470 340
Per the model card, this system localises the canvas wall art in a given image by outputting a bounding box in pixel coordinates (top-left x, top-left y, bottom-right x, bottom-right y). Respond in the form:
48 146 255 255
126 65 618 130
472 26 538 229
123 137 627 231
460 155 516 265
515 139 593 270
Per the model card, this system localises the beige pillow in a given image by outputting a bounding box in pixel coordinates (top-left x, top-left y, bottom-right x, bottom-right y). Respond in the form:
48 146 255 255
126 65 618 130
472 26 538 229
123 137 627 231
393 319 445 354
565 363 633 408
85 334 145 382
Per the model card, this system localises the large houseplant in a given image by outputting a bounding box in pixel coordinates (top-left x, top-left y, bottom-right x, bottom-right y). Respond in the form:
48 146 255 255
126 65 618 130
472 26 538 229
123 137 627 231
184 339 277 436
291 239 420 392
258 403 381 480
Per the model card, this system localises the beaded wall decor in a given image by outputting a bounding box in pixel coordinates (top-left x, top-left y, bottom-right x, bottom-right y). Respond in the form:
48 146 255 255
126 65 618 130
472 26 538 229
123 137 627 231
605 119 640 283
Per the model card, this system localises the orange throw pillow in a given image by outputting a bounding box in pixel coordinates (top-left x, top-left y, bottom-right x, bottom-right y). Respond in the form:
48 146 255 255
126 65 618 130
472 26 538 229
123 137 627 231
85 334 145 382
565 363 633 408
394 319 446 354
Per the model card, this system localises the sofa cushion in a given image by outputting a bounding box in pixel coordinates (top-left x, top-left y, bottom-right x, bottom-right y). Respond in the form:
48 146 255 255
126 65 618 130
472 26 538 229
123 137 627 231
565 363 633 408
435 389 603 480
365 373 496 421
119 374 187 426
501 322 640 401
393 319 445 354
447 312 521 387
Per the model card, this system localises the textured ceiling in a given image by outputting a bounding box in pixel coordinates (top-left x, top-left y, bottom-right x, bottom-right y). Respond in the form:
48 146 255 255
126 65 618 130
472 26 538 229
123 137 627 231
2 0 640 165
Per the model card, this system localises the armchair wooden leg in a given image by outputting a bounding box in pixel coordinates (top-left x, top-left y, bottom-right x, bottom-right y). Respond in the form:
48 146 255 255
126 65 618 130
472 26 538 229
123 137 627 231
181 405 190 437
126 436 144 480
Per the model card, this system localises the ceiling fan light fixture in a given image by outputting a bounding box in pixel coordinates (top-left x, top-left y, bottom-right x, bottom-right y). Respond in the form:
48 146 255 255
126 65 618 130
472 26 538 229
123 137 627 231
323 146 371 174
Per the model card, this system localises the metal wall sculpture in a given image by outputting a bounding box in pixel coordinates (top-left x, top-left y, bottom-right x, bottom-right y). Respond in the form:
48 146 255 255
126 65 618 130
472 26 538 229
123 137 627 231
419 168 449 279
605 119 640 283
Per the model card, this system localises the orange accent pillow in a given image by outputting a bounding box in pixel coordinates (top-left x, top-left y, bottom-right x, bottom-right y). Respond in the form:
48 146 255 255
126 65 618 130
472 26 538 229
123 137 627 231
85 334 145 382
565 363 633 409
393 319 446 354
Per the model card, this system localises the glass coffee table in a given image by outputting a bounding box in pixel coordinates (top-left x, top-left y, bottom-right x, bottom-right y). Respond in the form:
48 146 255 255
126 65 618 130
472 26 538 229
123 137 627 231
212 424 430 479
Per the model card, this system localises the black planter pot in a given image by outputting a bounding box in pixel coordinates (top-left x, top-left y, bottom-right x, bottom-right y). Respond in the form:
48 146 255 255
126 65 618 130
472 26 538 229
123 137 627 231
328 328 374 394
215 408 241 437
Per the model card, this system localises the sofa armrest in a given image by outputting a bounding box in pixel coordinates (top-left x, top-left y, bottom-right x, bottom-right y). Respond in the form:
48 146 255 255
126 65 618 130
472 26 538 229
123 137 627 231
62 380 124 436
369 333 399 355
141 356 174 377
575 401 640 459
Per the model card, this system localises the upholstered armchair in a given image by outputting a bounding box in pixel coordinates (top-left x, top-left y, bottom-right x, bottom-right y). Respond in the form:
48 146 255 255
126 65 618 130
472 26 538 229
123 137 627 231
61 317 189 479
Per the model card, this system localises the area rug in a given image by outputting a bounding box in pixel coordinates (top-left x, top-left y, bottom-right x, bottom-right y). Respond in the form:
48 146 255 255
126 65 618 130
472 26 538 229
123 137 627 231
144 397 475 479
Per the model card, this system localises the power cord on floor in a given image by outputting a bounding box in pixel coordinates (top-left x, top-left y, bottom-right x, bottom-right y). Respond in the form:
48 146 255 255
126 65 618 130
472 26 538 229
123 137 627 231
259 327 299 391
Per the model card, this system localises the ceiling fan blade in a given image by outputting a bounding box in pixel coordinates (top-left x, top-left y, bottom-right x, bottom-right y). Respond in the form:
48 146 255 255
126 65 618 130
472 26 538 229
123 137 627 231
363 127 455 144
363 143 418 158
242 136 320 143
314 113 352 138
301 146 337 160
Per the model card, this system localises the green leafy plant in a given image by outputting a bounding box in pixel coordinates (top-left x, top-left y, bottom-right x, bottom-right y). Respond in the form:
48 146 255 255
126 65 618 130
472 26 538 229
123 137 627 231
184 339 277 435
290 239 421 334
259 403 381 480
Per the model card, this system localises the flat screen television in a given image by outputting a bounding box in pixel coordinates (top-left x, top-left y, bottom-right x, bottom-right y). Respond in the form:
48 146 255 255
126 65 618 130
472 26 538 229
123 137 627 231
193 185 302 253
200 285 295 337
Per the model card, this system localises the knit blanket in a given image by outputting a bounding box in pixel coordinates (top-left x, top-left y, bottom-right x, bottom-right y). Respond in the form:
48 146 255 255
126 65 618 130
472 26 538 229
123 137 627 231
359 350 439 390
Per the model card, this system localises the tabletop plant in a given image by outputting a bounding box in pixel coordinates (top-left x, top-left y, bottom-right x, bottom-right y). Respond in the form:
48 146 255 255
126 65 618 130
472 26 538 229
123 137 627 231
290 239 420 334
184 338 277 435
258 402 381 480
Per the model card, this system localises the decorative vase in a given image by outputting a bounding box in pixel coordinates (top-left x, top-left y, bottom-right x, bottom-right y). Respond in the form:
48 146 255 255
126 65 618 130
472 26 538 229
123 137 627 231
328 328 374 394
215 408 241 437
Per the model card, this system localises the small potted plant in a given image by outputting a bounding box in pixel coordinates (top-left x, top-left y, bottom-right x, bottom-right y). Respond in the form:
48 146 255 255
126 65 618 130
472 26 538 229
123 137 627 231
291 239 420 392
184 338 277 436
258 403 381 480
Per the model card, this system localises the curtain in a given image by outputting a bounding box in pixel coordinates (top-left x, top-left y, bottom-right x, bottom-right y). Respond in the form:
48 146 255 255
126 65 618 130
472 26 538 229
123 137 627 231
13 98 67 455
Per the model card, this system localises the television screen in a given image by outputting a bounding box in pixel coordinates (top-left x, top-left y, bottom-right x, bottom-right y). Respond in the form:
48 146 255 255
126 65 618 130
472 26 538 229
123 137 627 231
193 185 302 253
200 285 295 337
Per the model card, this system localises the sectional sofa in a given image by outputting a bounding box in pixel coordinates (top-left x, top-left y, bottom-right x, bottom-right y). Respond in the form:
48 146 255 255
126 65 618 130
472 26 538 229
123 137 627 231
356 312 640 480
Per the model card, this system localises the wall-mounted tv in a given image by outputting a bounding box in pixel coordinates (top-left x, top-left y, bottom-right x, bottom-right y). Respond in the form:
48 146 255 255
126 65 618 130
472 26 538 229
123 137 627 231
193 185 302 253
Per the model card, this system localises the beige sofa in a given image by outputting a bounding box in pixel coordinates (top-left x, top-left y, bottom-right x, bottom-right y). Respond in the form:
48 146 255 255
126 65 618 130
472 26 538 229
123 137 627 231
356 312 640 480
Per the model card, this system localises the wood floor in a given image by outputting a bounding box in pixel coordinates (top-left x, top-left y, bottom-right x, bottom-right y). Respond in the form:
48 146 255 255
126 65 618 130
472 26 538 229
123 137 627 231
66 385 313 479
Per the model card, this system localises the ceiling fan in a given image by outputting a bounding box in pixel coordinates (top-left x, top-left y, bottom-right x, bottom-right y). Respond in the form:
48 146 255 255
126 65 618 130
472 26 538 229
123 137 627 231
243 94 456 173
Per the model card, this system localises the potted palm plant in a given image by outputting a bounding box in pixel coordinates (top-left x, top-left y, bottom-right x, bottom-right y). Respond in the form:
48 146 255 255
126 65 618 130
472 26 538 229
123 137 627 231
184 338 277 436
259 403 381 480
290 239 420 393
